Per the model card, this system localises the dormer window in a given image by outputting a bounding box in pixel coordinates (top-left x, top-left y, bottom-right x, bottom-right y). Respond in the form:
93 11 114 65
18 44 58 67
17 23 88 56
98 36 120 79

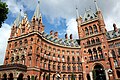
87 14 90 17
85 18 87 21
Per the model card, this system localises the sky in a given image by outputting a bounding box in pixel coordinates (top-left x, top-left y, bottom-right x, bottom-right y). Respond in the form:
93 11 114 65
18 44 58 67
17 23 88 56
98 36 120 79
0 0 120 65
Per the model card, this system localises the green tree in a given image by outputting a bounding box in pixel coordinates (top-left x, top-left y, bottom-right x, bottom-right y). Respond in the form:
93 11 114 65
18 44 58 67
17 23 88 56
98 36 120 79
71 73 75 80
0 1 8 28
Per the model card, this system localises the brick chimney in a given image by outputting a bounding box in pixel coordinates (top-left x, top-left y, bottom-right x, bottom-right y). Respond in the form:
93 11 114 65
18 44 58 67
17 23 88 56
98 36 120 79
70 34 73 39
65 34 68 39
54 32 58 38
113 23 118 32
50 30 53 35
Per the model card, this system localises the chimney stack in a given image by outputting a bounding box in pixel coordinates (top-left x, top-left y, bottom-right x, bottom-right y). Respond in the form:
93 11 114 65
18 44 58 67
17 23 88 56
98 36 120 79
70 34 73 39
113 23 118 32
54 32 58 38
50 30 53 35
65 34 68 39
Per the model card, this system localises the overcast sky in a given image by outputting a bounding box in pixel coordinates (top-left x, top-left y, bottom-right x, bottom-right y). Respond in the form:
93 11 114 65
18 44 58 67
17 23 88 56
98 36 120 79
0 0 120 65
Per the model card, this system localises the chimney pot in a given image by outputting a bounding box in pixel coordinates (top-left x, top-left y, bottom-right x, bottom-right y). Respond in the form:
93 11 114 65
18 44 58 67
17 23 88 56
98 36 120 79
65 34 68 39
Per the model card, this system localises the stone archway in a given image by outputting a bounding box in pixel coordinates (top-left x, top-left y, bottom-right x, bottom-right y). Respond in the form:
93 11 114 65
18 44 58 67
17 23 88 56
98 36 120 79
2 73 7 80
8 73 13 80
27 75 30 80
92 64 106 80
17 73 24 80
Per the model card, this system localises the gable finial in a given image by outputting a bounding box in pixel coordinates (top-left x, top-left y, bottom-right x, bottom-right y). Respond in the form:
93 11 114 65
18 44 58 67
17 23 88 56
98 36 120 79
32 0 41 20
94 0 99 11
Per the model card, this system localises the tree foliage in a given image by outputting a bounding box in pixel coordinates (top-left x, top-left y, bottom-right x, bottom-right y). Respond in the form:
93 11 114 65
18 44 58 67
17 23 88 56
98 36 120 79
0 1 8 28
71 73 75 80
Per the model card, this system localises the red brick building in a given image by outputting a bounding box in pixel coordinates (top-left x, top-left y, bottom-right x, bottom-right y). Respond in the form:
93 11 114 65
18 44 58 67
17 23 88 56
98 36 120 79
0 0 120 80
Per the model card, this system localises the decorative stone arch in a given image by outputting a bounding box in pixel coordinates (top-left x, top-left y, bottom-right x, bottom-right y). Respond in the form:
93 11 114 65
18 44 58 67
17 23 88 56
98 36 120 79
91 63 106 80
27 75 30 80
91 62 105 71
8 73 14 80
2 73 7 80
17 73 24 80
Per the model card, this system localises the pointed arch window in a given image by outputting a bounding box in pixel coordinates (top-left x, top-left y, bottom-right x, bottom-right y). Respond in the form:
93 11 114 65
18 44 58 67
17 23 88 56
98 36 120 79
72 56 75 62
88 49 92 54
67 56 70 62
77 57 80 62
91 39 95 44
87 40 90 45
85 27 89 35
62 64 66 70
93 24 98 33
89 26 93 34
96 37 100 43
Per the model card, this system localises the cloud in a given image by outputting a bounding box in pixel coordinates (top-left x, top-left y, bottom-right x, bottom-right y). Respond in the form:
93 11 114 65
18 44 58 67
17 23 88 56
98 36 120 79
0 23 11 65
66 18 78 39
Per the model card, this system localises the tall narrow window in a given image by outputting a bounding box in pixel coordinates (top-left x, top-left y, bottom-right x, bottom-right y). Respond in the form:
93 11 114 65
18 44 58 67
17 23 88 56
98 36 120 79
93 24 98 33
89 26 93 34
85 27 89 35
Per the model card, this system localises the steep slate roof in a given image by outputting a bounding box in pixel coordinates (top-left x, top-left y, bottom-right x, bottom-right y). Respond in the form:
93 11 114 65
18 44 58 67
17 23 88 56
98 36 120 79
83 9 97 22
41 32 80 47
106 29 120 40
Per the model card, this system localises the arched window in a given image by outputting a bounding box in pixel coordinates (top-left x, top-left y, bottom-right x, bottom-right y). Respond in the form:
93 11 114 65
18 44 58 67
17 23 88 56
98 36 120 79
67 65 71 71
98 47 102 52
88 49 92 54
31 38 33 41
93 48 97 54
16 56 19 61
87 40 90 45
63 75 66 80
19 40 22 45
62 64 66 70
85 27 89 35
89 26 93 34
62 55 65 62
24 39 28 44
93 24 98 33
96 37 100 43
58 55 60 58
67 56 70 62
21 55 25 65
91 39 95 44
72 57 75 62
11 57 14 63
68 75 71 80
15 42 17 47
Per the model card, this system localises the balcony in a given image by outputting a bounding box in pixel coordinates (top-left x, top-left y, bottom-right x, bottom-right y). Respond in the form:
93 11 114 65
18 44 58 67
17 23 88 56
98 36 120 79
88 57 105 63
85 42 101 48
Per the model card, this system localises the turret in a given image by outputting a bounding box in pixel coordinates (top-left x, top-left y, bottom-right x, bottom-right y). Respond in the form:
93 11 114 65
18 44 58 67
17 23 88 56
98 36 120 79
10 9 22 38
31 0 44 32
94 0 106 33
76 8 82 39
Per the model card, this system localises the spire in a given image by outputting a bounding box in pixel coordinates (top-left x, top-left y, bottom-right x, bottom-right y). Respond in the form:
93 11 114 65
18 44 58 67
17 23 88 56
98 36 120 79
76 7 79 19
13 9 22 27
94 0 99 11
32 0 41 19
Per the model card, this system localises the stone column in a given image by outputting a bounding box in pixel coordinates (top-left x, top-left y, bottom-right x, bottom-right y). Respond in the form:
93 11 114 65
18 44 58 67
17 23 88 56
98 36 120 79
89 72 93 80
105 70 109 80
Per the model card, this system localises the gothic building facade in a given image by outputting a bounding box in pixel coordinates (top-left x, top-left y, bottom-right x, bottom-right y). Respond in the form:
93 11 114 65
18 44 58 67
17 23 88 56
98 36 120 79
0 0 120 80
